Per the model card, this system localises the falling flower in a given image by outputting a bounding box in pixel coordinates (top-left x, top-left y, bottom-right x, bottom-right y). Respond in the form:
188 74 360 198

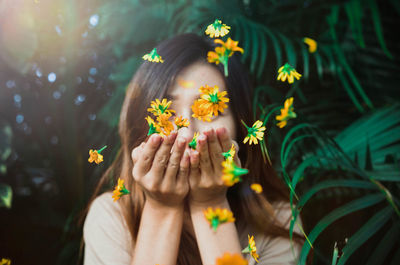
145 116 160 135
203 207 235 232
250 183 263 194
207 46 226 65
242 235 259 263
199 85 229 116
276 97 297 128
303 37 317 53
174 116 190 129
277 63 302 84
147 98 175 116
214 38 244 56
188 132 199 149
207 38 244 76
142 48 164 63
88 145 107 164
222 144 236 161
112 178 130 202
242 120 266 145
177 77 195 88
205 19 231 38
216 253 248 265
192 99 213 122
157 113 174 136
222 159 249 186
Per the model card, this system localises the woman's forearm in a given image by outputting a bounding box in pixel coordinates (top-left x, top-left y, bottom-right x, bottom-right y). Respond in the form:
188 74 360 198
131 200 184 265
189 198 242 265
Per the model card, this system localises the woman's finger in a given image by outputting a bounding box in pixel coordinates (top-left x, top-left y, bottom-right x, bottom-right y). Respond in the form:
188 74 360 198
188 148 201 186
133 134 162 179
197 134 213 176
131 142 145 164
176 149 190 190
163 135 187 188
203 128 223 172
150 132 177 178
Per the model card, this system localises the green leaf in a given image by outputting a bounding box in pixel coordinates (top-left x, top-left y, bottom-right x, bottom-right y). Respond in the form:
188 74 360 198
365 222 400 265
298 193 385 265
367 0 393 59
337 206 393 265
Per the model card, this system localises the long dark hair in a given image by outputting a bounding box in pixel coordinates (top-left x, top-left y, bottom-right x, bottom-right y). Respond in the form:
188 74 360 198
82 33 302 265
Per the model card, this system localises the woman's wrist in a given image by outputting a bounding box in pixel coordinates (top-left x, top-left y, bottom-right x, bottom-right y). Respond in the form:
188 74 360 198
145 197 184 214
189 196 229 212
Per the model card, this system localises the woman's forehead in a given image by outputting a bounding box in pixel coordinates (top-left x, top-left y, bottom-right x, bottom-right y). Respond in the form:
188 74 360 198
169 62 226 95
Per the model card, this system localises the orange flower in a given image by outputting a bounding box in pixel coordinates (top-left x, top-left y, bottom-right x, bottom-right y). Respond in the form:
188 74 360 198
88 145 107 164
157 113 174 136
242 235 259 263
112 178 130 202
174 116 190 129
214 38 244 56
199 85 229 116
207 46 226 65
192 99 213 122
216 253 248 265
203 207 235 231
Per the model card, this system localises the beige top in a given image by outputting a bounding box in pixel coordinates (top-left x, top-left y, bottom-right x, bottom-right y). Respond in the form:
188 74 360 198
83 192 301 265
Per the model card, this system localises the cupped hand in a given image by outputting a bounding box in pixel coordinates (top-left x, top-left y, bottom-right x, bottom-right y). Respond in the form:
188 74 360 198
188 127 241 206
131 131 190 208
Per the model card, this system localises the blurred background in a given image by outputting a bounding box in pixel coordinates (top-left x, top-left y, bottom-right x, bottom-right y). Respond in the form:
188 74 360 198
0 0 399 264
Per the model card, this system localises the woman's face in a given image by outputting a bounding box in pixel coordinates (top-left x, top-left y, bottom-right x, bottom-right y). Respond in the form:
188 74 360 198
167 61 236 140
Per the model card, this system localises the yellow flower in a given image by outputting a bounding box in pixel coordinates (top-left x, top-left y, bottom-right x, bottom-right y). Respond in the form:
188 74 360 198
276 97 297 128
188 132 199 149
145 116 160 135
303 37 317 53
142 48 164 63
112 178 130 202
215 38 244 56
0 258 11 265
250 183 263 194
222 159 249 187
205 19 231 38
88 145 107 164
174 116 190 129
242 235 259 263
199 85 229 117
192 99 213 122
203 207 235 232
222 144 236 161
277 63 302 84
216 253 248 265
157 113 174 136
242 120 266 145
147 98 175 116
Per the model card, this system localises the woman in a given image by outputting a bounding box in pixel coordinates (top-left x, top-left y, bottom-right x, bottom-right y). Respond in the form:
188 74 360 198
83 33 303 265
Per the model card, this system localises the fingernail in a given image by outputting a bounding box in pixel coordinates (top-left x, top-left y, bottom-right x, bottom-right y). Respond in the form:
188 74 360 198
151 134 161 144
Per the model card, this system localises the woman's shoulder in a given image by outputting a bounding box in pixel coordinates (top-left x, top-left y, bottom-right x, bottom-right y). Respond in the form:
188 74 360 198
83 192 133 264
